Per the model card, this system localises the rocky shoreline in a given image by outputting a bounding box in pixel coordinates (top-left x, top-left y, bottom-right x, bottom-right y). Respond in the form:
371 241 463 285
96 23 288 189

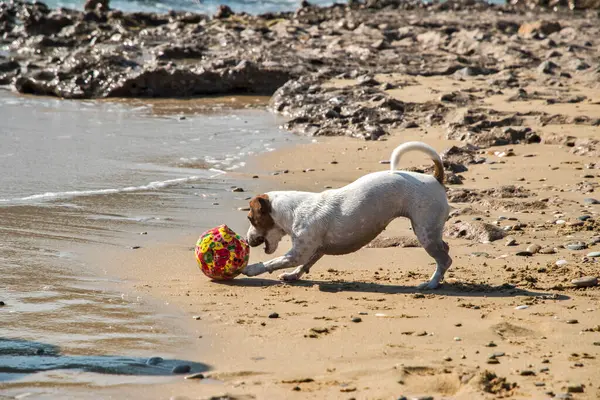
1 0 599 140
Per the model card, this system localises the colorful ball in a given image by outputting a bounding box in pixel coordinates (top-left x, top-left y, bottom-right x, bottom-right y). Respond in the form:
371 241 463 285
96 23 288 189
194 224 250 280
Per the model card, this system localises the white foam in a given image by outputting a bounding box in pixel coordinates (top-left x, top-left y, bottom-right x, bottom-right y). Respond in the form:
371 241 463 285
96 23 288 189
0 171 226 204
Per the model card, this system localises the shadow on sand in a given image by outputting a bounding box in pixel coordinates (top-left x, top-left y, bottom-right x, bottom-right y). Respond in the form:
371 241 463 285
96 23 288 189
220 278 570 300
0 338 210 383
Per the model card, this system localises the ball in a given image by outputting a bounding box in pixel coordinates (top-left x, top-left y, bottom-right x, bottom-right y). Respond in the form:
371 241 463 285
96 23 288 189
194 224 250 280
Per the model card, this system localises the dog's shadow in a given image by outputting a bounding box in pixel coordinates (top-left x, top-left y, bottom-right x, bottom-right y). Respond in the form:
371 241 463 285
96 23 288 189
222 278 570 300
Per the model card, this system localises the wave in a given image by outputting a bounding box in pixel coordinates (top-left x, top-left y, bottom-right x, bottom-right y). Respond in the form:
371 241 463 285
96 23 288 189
0 169 226 204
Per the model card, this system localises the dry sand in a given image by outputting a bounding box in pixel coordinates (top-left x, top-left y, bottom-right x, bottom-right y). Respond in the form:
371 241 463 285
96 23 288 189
92 75 599 400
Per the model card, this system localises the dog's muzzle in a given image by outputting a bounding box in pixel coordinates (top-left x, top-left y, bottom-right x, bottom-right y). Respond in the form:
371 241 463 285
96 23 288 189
248 236 265 247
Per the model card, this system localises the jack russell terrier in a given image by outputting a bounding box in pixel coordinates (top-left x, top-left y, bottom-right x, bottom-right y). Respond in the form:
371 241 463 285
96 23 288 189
242 141 451 289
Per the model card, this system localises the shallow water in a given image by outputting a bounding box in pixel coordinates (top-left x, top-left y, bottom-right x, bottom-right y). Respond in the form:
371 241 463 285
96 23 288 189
0 89 301 392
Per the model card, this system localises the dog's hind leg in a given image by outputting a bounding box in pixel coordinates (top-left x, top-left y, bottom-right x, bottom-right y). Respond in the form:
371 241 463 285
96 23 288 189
279 252 323 282
412 221 452 290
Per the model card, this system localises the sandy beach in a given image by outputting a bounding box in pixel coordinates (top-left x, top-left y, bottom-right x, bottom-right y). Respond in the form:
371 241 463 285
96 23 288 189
2 0 600 398
49 74 599 400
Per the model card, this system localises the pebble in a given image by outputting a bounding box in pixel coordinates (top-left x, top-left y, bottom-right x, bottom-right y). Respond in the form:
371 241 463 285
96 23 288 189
515 305 529 310
454 337 461 341
193 315 201 320
555 260 568 266
535 382 546 387
146 357 163 365
130 246 141 250
583 198 599 205
516 251 533 257
352 317 362 323
486 341 498 347
571 276 598 288
505 237 517 246
492 352 505 358
36 348 45 355
172 364 191 374
0 301 5 306
539 247 556 254
556 394 573 399
414 397 434 400
527 244 542 254
567 384 584 393
540 367 550 373
487 358 500 364
578 215 591 221
444 356 452 361
566 319 578 324
232 187 244 192
520 370 536 376
566 242 586 251
185 372 205 380
555 219 566 225
586 251 600 258
268 312 280 319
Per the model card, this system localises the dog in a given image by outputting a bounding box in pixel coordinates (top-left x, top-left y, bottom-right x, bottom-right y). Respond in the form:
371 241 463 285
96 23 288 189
242 141 452 289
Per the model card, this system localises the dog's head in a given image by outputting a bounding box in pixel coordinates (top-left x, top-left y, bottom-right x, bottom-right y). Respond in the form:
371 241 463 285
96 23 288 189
246 194 285 255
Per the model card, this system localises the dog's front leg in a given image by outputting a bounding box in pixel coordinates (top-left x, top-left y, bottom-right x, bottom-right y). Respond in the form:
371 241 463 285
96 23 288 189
279 252 323 281
242 245 316 277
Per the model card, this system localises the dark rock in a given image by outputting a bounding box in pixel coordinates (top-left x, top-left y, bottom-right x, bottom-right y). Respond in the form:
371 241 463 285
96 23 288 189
538 61 559 75
214 5 234 19
146 357 164 365
268 312 280 318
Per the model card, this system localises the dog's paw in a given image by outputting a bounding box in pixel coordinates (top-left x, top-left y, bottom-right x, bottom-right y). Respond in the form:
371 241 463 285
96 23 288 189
279 271 303 281
242 262 266 277
417 280 441 290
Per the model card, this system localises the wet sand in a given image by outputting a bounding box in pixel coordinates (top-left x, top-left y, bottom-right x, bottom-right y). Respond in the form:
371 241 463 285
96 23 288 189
19 74 597 400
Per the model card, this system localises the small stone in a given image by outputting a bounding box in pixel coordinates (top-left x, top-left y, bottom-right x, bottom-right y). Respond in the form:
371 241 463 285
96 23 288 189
586 251 600 258
492 352 505 358
556 394 573 399
555 260 568 266
415 397 434 400
352 317 362 323
130 246 141 250
520 370 536 376
185 372 205 380
268 312 280 319
232 187 244 192
527 244 542 254
539 247 556 254
486 341 498 347
455 323 462 327
566 319 578 324
505 237 517 246
538 61 558 75
540 367 550 372
578 215 591 221
566 242 586 251
516 251 533 257
515 305 529 310
444 356 452 362
146 357 163 365
571 276 598 288
415 331 427 336
583 198 599 205
0 301 5 306
487 358 500 364
567 384 584 393
535 382 546 387
454 337 462 341
36 348 45 355
172 364 191 374
292 386 301 391
593 342 600 346
555 219 566 225
193 315 201 320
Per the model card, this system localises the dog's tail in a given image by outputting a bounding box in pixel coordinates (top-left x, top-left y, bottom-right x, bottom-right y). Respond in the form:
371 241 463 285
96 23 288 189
389 141 444 185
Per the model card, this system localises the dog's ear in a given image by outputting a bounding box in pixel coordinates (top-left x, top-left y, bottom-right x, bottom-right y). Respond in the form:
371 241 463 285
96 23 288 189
248 194 274 229
249 194 271 213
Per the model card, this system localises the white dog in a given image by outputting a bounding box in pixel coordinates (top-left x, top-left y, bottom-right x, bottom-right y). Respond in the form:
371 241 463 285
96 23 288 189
242 141 452 289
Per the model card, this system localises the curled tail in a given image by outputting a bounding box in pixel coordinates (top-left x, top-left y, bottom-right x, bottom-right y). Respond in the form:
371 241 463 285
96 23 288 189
389 141 444 185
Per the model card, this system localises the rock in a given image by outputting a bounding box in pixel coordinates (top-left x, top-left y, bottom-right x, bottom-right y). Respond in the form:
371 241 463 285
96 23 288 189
444 356 452 361
146 357 163 365
566 242 587 251
444 221 506 243
555 260 568 266
538 61 558 75
352 317 362 323
567 384 584 393
583 198 599 205
172 364 192 374
518 21 562 37
571 276 598 288
232 187 244 192
527 244 542 254
520 370 536 376
515 251 533 257
566 319 578 324
505 237 517 246
214 5 233 19
539 247 556 254
268 312 280 319
84 0 109 11
586 251 600 258
487 358 500 364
